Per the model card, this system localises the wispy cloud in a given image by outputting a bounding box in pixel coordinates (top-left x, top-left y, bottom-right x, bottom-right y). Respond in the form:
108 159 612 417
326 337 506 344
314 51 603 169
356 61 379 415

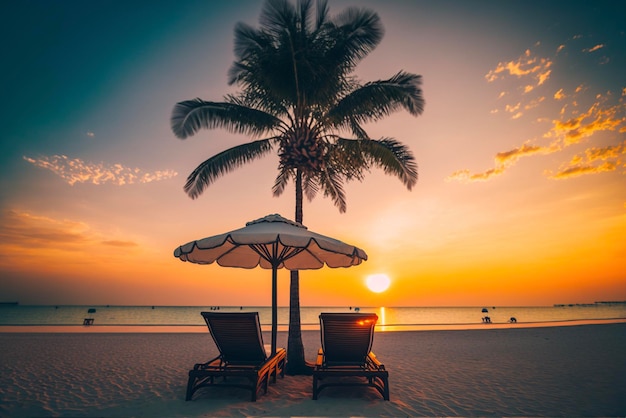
447 143 548 182
0 210 139 268
546 141 626 179
23 154 177 186
485 48 553 95
545 93 626 146
449 34 626 184
583 44 604 53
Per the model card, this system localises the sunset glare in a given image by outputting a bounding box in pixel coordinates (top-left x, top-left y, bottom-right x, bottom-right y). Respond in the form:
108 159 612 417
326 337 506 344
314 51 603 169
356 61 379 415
1 0 624 308
366 274 392 293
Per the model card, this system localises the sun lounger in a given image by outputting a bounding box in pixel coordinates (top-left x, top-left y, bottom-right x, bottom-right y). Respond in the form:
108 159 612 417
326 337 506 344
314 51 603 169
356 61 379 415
312 312 390 400
186 312 286 402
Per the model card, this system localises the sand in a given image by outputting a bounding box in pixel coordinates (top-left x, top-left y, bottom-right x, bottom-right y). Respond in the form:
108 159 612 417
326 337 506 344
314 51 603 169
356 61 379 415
1 323 625 417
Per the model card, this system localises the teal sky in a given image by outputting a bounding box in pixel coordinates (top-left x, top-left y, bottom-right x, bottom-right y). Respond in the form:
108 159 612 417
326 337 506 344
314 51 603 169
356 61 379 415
1 0 624 306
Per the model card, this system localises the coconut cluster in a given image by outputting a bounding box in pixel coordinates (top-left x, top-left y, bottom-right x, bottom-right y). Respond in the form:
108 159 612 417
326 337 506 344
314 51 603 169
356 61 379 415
279 133 326 171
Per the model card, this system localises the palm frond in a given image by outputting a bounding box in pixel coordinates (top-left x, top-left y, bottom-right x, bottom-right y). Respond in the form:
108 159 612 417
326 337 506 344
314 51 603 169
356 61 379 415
318 167 347 213
184 139 274 199
272 165 292 197
231 22 268 62
261 0 298 37
302 173 319 202
171 99 281 139
327 71 424 132
338 138 418 190
329 7 383 69
314 0 329 30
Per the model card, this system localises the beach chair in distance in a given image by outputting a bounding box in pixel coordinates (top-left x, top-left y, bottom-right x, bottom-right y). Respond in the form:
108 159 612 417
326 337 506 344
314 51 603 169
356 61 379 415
312 313 390 401
186 312 286 402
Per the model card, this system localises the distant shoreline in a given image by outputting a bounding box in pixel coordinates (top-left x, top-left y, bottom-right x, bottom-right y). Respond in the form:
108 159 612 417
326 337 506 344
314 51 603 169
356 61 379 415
3 302 625 308
2 317 624 334
554 300 626 307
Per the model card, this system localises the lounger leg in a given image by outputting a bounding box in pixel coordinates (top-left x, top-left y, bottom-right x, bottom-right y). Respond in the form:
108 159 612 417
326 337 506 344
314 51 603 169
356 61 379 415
270 363 277 383
312 375 318 400
185 373 196 401
248 376 258 402
383 377 390 401
263 372 269 394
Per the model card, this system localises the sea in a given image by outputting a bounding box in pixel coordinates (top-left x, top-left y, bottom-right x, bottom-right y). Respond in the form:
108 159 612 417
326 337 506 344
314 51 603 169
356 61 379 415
1 303 625 332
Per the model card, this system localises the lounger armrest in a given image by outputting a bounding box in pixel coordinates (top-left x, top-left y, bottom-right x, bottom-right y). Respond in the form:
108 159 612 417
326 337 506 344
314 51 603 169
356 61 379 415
267 347 287 361
193 355 223 370
367 352 386 370
315 348 324 367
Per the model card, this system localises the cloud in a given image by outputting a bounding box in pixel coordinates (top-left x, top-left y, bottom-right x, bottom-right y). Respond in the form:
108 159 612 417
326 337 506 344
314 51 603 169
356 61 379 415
486 47 555 119
451 34 626 184
485 49 553 90
102 240 138 247
546 94 626 146
449 94 625 183
23 155 177 186
446 167 505 183
495 143 546 165
554 89 566 100
0 210 90 250
548 161 618 179
547 141 626 179
0 210 140 265
583 44 604 53
86 131 95 137
446 143 547 183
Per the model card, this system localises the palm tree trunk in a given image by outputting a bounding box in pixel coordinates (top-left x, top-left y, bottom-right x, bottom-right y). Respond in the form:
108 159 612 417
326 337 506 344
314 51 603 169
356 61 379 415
286 169 311 375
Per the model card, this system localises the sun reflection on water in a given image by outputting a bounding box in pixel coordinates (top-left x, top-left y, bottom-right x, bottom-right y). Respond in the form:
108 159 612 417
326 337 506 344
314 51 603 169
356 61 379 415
379 306 386 331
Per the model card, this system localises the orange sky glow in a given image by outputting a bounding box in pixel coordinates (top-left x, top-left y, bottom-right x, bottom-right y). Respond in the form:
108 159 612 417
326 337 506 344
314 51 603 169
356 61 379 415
1 0 624 307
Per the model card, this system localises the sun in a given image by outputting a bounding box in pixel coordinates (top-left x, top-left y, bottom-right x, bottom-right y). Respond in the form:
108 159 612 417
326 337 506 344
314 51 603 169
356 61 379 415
365 274 391 293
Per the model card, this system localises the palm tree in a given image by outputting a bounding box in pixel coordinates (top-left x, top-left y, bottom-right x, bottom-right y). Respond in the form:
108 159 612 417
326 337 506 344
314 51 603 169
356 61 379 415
171 0 424 375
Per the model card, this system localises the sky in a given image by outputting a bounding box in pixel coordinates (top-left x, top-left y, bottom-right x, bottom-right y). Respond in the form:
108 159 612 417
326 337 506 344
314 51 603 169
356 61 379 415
1 0 625 307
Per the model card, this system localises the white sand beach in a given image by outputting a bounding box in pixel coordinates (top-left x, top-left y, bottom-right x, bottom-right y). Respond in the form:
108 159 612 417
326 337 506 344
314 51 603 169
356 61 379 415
1 323 625 417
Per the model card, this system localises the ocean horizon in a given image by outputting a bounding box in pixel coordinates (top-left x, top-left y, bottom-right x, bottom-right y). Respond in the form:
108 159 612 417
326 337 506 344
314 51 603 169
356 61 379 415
2 303 625 332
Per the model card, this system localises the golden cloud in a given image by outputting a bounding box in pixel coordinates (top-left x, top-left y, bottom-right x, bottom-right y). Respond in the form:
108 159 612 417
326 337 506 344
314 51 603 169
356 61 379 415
0 210 141 265
495 144 545 165
485 48 554 121
548 161 618 179
548 96 626 146
547 141 626 179
453 95 625 183
23 155 177 186
454 33 624 185
446 143 547 183
554 89 566 100
583 44 604 53
102 240 138 247
485 49 553 88
446 167 505 183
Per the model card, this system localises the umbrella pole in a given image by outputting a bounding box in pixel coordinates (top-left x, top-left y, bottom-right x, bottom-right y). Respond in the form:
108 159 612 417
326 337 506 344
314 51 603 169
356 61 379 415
271 265 277 356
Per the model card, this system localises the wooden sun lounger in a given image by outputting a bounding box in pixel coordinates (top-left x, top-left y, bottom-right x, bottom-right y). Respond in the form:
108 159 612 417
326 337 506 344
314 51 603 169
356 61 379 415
312 312 390 401
186 312 286 402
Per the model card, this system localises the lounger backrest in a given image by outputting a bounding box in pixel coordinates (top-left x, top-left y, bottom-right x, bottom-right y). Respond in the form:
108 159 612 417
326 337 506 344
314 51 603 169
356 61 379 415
201 312 267 365
319 313 378 366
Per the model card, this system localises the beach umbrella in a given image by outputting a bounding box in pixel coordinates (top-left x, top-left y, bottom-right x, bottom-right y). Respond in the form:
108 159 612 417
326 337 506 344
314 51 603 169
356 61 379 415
173 213 368 355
